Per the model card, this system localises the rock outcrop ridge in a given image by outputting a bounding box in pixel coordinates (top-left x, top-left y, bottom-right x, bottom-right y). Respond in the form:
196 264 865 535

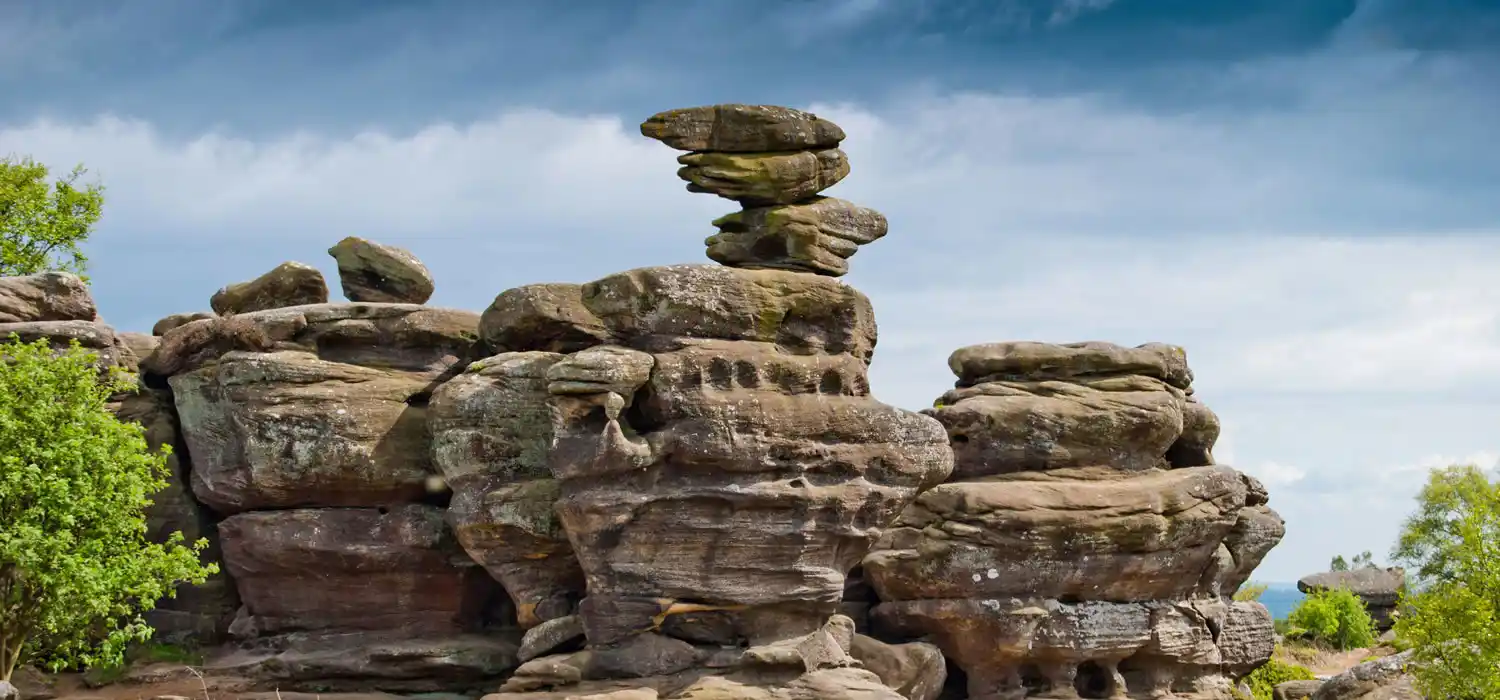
862 341 1285 699
2 103 1291 700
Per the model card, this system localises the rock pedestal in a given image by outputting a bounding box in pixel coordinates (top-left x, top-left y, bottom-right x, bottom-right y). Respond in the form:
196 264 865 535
863 341 1285 700
486 104 953 699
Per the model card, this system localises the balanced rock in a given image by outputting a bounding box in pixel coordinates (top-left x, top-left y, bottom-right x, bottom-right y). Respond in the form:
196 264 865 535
640 104 845 153
0 271 97 323
1298 568 1406 631
328 236 435 304
863 340 1283 699
706 196 887 277
210 261 329 315
429 352 586 629
676 149 849 206
544 263 952 673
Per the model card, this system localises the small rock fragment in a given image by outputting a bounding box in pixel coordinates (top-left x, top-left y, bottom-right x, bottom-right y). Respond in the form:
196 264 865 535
327 236 435 304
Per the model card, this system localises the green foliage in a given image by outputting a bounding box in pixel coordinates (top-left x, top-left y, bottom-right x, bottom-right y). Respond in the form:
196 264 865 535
1241 654 1316 700
1328 551 1375 572
1330 554 1349 571
1287 587 1377 650
0 156 104 278
1391 464 1500 699
0 336 215 681
1233 582 1269 602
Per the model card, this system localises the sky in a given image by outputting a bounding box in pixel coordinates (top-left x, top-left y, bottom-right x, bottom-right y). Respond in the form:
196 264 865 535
3 0 1499 583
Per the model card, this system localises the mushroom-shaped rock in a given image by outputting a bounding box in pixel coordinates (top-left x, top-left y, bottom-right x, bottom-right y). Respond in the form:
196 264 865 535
328 236 435 304
210 261 329 315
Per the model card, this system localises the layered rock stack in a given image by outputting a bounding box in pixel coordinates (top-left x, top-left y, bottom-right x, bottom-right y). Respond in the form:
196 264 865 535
479 104 954 698
141 249 521 690
863 342 1285 700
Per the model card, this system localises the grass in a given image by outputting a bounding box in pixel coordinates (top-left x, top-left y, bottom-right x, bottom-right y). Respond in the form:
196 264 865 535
81 641 205 686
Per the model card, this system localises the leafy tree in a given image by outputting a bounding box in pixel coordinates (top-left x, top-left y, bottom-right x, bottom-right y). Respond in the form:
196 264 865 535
1391 464 1500 699
1286 587 1376 650
0 336 214 681
1330 554 1349 571
1350 550 1375 569
0 156 104 278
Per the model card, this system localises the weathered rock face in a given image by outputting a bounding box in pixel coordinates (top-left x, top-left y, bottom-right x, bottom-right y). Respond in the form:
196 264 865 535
328 236 436 304
155 304 479 513
218 505 495 636
210 261 329 315
141 299 521 686
153 311 216 336
429 352 585 630
545 267 951 657
478 283 612 355
640 104 845 153
1297 568 1406 631
1310 651 1418 700
863 340 1285 699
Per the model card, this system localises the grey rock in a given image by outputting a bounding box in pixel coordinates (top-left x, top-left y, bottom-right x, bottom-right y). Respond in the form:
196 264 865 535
0 271 96 323
210 261 329 315
640 104 845 153
328 236 435 304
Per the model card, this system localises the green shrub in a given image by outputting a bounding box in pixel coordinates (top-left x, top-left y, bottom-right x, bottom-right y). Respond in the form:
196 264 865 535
1241 654 1317 700
1287 587 1377 650
1233 582 1269 602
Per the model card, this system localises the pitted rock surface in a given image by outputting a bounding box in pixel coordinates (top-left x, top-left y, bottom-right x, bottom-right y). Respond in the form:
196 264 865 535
429 351 584 629
706 196 887 277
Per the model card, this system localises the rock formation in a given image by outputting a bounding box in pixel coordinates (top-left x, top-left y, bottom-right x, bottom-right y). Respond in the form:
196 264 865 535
469 104 952 699
1 106 1295 700
1297 568 1406 631
328 236 436 304
863 341 1284 700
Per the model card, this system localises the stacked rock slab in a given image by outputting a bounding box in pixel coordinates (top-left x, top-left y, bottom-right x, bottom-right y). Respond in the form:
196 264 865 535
863 342 1285 700
485 105 953 699
144 265 521 690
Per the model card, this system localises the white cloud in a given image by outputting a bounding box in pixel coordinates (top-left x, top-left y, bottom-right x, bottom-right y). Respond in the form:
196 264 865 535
2 46 1497 583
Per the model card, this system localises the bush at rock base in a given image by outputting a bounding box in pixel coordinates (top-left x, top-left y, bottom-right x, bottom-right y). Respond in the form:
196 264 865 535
0 336 216 681
1233 653 1316 700
1285 587 1376 650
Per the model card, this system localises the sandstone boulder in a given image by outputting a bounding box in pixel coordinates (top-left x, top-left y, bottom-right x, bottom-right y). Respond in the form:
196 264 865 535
328 236 435 304
155 303 478 513
1311 651 1417 700
0 319 135 371
479 283 612 355
210 261 329 315
429 352 585 629
640 104 845 153
0 271 96 323
864 466 1250 602
705 196 887 277
675 149 849 206
218 505 498 636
